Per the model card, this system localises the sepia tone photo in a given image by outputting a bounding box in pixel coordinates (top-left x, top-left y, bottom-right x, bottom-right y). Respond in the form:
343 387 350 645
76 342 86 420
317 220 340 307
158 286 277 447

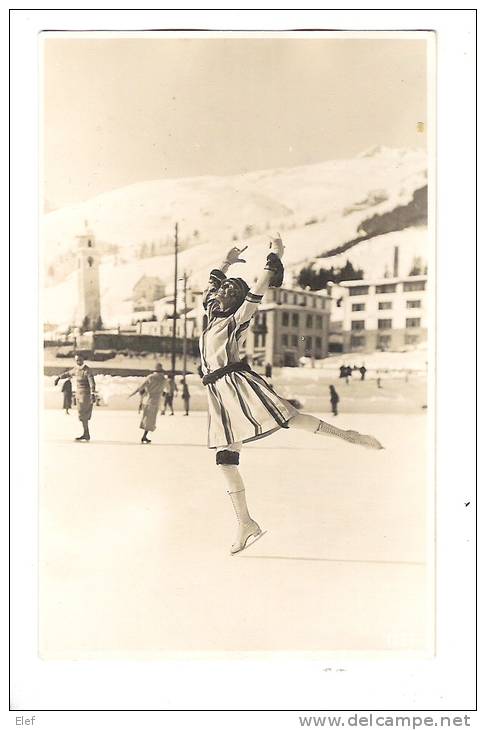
40 31 434 658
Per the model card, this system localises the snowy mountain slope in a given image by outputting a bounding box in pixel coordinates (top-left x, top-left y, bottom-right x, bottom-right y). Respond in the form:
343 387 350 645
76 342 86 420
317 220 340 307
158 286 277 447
43 146 429 327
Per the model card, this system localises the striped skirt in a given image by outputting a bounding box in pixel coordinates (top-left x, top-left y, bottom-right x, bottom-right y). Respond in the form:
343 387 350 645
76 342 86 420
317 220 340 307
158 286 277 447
206 370 298 449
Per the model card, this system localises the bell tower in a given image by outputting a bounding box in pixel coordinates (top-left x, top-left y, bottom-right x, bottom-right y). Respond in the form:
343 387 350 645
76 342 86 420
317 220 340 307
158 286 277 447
76 222 101 330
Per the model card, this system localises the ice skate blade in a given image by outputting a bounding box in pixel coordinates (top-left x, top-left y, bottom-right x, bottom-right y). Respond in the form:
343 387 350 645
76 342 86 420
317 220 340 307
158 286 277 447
231 530 267 555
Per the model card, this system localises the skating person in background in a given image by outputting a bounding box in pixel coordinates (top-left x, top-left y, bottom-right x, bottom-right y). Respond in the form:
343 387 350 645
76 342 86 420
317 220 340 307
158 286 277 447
265 362 273 378
339 365 346 379
329 385 339 416
180 379 190 416
200 237 384 555
161 376 178 415
359 365 367 381
61 377 73 414
54 354 97 441
129 363 166 443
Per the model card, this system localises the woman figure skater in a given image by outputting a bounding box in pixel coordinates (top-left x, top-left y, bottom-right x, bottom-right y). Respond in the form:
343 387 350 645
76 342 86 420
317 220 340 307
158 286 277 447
200 236 383 555
129 363 167 443
55 354 97 441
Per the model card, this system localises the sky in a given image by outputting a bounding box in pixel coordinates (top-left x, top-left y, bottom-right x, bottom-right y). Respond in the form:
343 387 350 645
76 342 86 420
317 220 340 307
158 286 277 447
42 35 428 210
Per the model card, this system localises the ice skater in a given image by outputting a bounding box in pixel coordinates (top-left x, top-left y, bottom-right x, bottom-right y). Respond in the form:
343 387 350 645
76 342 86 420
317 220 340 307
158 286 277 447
54 354 97 441
161 376 178 415
128 363 167 443
200 237 384 555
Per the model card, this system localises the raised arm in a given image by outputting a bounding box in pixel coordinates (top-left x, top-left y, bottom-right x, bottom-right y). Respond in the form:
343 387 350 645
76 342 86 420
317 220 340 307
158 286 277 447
233 236 285 324
202 245 248 313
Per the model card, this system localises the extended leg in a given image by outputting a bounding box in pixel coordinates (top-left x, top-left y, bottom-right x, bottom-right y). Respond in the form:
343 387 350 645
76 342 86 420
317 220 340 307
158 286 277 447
288 412 383 449
216 447 262 554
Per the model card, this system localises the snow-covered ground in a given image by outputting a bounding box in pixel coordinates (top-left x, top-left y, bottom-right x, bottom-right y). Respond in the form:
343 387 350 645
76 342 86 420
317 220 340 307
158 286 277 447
40 409 430 657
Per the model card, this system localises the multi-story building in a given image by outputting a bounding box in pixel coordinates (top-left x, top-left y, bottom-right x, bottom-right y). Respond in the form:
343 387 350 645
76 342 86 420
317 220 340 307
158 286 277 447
336 275 428 353
242 287 331 366
141 285 331 367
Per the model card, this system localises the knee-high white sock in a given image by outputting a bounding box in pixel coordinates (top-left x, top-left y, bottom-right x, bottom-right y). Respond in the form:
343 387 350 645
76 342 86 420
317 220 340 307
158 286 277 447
218 465 252 525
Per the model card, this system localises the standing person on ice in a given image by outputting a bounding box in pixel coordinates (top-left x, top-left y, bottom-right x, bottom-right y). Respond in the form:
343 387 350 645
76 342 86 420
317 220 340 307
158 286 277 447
128 363 167 443
200 236 384 555
54 354 97 441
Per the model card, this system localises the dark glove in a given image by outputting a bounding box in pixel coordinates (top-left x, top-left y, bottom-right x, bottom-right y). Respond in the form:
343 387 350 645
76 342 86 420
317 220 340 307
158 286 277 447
264 253 284 288
54 376 60 386
91 393 97 404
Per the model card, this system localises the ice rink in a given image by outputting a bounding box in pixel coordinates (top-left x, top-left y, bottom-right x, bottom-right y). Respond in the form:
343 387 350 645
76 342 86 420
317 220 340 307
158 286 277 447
40 409 431 657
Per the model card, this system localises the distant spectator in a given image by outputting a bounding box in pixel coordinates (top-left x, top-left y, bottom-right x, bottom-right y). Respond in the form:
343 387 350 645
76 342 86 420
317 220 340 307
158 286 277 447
359 365 367 381
339 365 347 379
265 362 273 378
329 385 339 416
61 377 72 414
162 376 178 415
180 379 190 416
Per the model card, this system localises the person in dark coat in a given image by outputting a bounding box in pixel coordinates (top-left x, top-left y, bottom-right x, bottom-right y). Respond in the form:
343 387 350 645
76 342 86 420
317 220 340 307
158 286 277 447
359 365 367 381
339 365 346 379
265 362 273 378
329 385 340 416
181 379 190 416
61 377 73 414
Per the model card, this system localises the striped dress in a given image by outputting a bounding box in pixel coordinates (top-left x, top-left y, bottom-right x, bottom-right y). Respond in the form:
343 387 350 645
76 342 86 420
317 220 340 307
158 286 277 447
200 270 298 449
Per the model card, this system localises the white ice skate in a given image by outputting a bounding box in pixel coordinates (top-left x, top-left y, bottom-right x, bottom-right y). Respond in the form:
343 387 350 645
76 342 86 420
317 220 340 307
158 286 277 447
346 431 384 450
230 520 266 555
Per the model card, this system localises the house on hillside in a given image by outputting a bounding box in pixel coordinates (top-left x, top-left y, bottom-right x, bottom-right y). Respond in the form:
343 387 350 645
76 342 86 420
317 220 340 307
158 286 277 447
132 276 166 313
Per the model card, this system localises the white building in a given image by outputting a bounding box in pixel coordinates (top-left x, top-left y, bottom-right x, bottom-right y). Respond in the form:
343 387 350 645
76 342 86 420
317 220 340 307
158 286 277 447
334 274 428 353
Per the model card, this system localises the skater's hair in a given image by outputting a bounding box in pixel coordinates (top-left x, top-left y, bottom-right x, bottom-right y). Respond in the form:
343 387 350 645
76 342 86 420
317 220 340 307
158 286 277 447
216 449 240 466
218 278 250 316
154 363 163 372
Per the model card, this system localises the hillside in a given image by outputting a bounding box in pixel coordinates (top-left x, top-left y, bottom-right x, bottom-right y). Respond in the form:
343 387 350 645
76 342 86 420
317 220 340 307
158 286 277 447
43 146 429 327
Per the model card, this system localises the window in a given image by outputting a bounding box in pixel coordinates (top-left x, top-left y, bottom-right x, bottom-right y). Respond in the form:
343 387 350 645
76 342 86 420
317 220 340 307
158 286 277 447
406 318 421 328
406 300 421 309
349 286 369 296
291 335 298 347
315 336 322 350
321 299 327 309
403 280 426 292
352 303 365 312
87 240 92 248
350 335 365 348
87 256 94 268
405 334 419 345
377 335 391 350
316 315 323 328
282 292 288 303
378 302 392 310
304 336 312 353
282 334 288 346
293 294 298 304
376 283 396 294
292 313 299 327
312 298 316 308
378 319 392 329
351 320 365 331
306 314 313 328
282 312 289 326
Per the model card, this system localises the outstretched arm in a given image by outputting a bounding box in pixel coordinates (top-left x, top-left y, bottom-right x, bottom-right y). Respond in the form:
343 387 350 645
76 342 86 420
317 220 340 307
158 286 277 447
54 368 74 385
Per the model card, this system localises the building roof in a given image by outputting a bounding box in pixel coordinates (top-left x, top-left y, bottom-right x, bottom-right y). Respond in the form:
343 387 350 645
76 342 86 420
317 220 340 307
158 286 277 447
339 274 427 288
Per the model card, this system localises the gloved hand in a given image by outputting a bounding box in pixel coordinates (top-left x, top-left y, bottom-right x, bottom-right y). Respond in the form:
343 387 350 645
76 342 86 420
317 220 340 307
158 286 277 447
264 252 284 288
54 376 60 386
91 393 97 404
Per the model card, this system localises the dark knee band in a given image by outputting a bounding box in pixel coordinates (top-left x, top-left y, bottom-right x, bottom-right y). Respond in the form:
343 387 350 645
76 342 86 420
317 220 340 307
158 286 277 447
216 450 240 466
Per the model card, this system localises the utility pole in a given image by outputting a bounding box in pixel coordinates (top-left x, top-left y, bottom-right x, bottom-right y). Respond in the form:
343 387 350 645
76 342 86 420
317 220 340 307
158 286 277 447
182 271 188 384
171 222 178 380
